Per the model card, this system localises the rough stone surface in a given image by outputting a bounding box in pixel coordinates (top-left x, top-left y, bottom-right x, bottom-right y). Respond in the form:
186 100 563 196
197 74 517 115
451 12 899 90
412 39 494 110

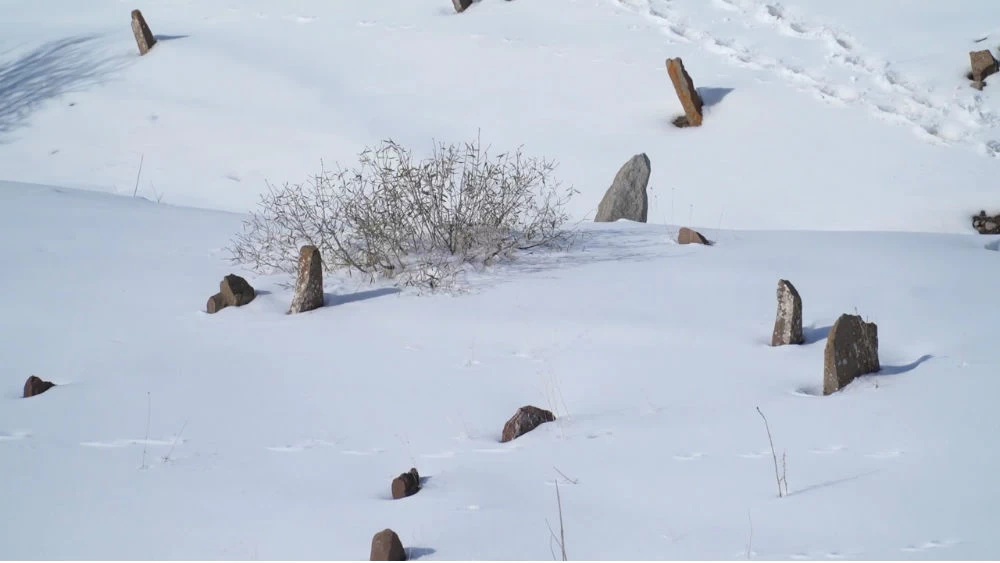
206 293 226 314
391 468 421 500
501 405 555 443
206 274 255 314
823 314 880 395
677 227 710 245
131 9 157 56
594 153 651 223
289 245 324 314
972 210 1000 234
666 57 704 127
970 49 998 82
370 529 406 561
24 376 55 398
452 0 473 12
771 279 804 346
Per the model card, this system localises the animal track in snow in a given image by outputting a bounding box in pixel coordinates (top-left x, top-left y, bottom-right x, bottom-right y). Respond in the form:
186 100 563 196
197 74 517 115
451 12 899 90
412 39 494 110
612 0 1000 155
80 437 183 448
809 444 847 455
901 539 961 553
340 448 384 456
0 430 31 441
672 452 706 461
266 439 339 453
865 449 903 459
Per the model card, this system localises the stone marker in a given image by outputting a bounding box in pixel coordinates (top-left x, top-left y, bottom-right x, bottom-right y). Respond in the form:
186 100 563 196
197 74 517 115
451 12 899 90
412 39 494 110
972 210 1000 234
970 50 998 82
823 314 880 395
594 153 651 223
391 468 421 500
24 375 56 398
452 0 473 13
666 57 704 127
131 10 157 56
771 279 804 346
677 227 710 245
370 529 406 561
501 405 555 442
289 245 324 314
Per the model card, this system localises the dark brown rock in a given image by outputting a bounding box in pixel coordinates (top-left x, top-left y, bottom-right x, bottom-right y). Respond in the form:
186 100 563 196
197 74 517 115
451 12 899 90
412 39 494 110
666 58 704 127
23 376 55 398
677 227 710 245
289 245 324 314
131 10 157 56
220 274 255 307
501 405 555 443
452 0 473 13
972 210 1000 234
970 50 998 83
771 279 804 346
391 468 421 500
370 529 406 561
823 314 880 395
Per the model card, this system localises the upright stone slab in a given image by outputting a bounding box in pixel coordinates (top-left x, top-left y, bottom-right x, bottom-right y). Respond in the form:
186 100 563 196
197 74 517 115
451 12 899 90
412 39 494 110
289 245 324 314
452 0 473 12
771 279 804 346
370 529 406 561
131 10 157 56
23 376 56 398
823 314 879 395
666 58 704 127
594 153 651 223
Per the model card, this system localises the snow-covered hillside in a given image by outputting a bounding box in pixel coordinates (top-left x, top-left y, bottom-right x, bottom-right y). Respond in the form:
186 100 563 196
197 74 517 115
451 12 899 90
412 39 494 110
2 0 1000 560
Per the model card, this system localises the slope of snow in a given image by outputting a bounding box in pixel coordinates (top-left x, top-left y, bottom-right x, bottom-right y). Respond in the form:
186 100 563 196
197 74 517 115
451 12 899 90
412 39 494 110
3 0 1000 560
2 182 999 559
1 0 999 231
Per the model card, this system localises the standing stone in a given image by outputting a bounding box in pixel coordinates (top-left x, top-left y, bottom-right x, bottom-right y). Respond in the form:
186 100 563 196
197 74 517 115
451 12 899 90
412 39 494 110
501 405 555 442
452 0 473 12
666 58 704 127
23 376 56 398
594 154 651 223
391 468 421 500
970 50 998 83
771 280 804 346
289 245 324 314
677 227 710 245
823 314 880 395
370 529 406 561
131 10 157 56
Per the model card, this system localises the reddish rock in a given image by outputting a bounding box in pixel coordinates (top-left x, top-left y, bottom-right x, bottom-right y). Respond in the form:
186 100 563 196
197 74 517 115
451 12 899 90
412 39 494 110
823 314 880 395
289 245 324 314
970 49 998 83
501 405 555 443
666 57 704 127
677 227 710 245
131 10 157 56
370 529 406 561
23 376 55 398
391 468 421 500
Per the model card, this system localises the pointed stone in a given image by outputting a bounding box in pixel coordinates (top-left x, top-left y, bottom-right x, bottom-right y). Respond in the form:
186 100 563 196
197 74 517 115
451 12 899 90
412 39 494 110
666 57 704 127
452 0 473 13
289 245 324 314
24 376 56 398
131 10 157 56
594 154 651 223
823 314 880 395
677 227 710 245
970 49 998 82
771 280 804 346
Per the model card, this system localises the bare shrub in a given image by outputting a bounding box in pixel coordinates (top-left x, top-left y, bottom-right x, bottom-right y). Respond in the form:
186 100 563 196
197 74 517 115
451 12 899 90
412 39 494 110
230 137 576 289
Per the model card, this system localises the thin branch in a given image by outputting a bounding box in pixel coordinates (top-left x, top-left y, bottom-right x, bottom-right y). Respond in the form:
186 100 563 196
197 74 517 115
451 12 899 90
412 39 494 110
132 153 144 198
756 406 785 498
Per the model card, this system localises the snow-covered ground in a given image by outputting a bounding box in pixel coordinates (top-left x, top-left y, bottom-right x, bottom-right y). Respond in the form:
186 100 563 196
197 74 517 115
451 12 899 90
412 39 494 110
2 0 1000 560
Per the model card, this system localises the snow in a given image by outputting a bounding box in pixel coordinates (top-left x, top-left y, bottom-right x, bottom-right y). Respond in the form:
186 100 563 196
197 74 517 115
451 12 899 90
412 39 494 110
2 0 1000 559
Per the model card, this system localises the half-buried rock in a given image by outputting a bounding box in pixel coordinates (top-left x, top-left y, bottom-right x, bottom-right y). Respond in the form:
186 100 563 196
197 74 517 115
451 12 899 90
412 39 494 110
24 375 55 398
501 405 555 442
594 153 651 223
391 468 420 500
771 279 804 346
677 227 710 245
207 274 256 314
289 245 324 314
823 314 879 395
370 528 406 561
